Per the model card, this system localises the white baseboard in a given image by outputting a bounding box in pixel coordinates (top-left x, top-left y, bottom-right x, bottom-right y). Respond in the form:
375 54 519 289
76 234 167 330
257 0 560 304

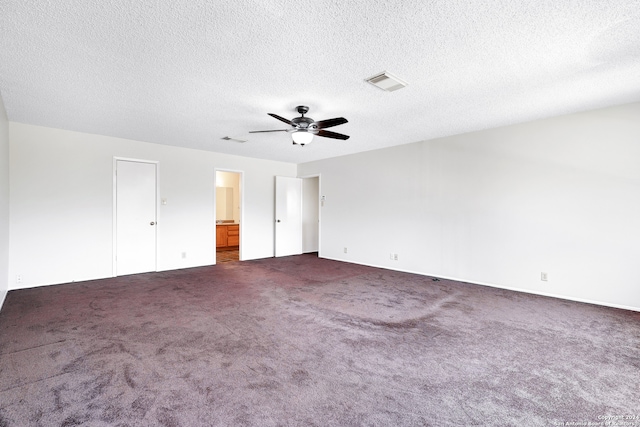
321 256 640 313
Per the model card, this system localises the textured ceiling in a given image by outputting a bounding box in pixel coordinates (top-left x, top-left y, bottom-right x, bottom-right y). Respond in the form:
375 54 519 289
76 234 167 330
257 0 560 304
1 0 639 164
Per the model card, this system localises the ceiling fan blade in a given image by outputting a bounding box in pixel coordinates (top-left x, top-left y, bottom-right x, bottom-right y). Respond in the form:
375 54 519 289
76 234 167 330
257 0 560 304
317 129 350 140
314 117 348 129
268 113 293 125
249 129 289 133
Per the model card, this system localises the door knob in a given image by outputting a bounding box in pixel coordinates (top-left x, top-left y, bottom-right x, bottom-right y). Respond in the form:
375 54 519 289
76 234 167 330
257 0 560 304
150 221 156 225
276 219 281 223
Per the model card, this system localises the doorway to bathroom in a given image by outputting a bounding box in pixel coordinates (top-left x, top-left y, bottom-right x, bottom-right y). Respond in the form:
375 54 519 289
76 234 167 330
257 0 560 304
215 170 242 263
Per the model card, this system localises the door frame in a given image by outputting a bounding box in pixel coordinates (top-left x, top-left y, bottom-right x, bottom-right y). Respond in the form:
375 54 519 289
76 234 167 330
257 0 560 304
214 168 244 263
112 157 160 277
299 173 322 257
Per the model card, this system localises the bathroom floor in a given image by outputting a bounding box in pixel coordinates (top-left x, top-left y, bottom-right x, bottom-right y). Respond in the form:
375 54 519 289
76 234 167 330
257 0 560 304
216 249 239 263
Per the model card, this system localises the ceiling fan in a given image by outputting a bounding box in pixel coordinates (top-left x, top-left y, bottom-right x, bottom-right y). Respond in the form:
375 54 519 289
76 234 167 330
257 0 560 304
249 105 349 146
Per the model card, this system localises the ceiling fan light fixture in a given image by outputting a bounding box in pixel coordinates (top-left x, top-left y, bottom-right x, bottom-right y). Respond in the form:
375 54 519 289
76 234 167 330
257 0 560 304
292 130 314 146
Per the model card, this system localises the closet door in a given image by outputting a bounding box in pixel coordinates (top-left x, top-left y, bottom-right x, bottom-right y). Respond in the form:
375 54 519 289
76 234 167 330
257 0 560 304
115 160 157 275
275 176 302 257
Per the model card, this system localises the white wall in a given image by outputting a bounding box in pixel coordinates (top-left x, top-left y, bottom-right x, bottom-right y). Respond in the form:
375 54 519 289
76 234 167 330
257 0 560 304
9 123 296 289
0 93 9 309
299 102 640 311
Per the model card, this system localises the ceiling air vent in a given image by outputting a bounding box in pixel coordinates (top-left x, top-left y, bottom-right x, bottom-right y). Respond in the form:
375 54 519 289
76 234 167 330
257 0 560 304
222 136 247 143
365 71 407 92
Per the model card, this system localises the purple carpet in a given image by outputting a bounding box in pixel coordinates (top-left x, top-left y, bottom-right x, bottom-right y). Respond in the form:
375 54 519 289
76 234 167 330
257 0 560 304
0 254 638 426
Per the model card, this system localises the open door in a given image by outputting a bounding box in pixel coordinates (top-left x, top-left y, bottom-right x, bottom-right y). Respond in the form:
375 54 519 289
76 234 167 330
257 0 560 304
302 176 320 253
275 176 302 257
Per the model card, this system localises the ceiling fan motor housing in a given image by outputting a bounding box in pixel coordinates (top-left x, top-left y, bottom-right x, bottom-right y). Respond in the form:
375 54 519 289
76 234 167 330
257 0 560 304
291 116 317 132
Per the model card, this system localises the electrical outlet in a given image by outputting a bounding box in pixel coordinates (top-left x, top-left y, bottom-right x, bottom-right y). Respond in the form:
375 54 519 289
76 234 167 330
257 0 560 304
16 274 23 284
343 247 348 254
393 253 399 261
182 252 187 259
541 272 548 281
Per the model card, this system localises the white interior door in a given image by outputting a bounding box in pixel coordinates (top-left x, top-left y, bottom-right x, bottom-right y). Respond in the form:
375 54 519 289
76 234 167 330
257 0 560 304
116 160 157 275
302 176 320 253
275 176 302 257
